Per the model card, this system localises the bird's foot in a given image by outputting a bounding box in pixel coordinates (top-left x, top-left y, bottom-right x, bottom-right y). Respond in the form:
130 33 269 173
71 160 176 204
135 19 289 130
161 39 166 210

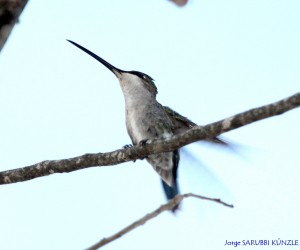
123 144 133 149
139 139 150 146
137 139 150 160
123 143 147 161
123 144 137 162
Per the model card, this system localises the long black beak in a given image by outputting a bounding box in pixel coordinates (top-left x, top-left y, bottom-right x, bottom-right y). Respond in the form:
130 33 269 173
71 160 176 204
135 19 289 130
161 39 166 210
67 40 123 76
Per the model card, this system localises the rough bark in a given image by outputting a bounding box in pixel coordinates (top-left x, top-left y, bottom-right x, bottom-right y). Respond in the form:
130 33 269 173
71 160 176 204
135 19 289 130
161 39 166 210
0 0 29 52
0 92 299 185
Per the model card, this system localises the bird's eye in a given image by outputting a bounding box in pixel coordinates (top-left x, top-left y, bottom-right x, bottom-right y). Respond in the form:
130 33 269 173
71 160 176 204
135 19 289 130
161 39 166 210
143 75 147 79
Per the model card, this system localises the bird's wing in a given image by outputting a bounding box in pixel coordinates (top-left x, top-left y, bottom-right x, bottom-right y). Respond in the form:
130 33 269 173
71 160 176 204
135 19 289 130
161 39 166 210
163 105 227 145
163 106 196 131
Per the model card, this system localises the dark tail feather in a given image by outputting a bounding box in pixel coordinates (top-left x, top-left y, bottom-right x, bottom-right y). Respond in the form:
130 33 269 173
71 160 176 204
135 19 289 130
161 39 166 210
162 180 179 212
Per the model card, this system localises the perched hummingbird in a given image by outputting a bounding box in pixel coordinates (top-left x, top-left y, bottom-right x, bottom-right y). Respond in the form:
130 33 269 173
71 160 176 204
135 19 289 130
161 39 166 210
67 40 226 209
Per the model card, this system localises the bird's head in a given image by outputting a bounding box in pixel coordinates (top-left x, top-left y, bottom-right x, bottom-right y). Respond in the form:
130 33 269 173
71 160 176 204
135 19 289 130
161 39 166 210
67 40 157 98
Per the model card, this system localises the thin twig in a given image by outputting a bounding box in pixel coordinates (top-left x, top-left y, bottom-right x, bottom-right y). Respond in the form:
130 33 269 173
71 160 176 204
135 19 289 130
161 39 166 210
86 193 233 250
183 193 234 208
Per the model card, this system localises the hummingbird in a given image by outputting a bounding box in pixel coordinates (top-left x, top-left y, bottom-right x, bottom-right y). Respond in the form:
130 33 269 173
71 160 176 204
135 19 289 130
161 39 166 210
67 40 226 209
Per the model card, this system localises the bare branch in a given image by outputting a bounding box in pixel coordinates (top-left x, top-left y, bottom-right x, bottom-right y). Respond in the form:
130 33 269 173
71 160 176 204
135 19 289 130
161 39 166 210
86 193 233 250
0 92 299 185
0 0 29 52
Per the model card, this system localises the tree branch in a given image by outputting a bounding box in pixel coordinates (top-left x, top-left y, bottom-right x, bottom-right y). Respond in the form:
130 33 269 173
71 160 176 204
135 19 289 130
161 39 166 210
0 92 299 185
86 193 233 250
0 0 29 52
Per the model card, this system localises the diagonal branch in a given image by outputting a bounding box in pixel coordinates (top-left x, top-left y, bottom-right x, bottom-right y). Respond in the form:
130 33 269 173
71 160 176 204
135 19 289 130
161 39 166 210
0 92 299 185
86 193 233 250
0 0 29 52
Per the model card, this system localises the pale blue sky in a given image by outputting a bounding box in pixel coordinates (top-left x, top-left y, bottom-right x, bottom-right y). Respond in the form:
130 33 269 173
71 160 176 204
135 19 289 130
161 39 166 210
0 1 299 249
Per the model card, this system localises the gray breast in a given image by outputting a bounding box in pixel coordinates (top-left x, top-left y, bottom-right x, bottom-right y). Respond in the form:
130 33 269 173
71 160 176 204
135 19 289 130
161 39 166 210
126 102 173 145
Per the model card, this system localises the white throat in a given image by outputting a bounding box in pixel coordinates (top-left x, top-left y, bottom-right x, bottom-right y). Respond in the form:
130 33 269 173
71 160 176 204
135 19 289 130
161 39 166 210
118 73 154 108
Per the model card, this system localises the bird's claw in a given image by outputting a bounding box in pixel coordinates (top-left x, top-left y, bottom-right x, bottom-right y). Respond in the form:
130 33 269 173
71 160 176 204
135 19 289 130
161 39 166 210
123 140 149 161
139 139 149 146
123 144 133 149
137 139 149 160
123 144 137 162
